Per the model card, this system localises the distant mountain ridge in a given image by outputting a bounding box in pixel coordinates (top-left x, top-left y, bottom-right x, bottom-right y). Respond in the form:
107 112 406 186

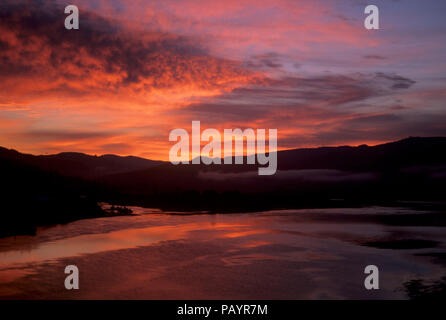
0 147 164 179
276 136 446 172
2 136 445 178
97 136 446 185
1 136 446 220
1 136 446 181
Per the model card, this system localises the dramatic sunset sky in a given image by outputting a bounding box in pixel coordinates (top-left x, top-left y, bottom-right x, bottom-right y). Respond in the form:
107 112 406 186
0 0 445 160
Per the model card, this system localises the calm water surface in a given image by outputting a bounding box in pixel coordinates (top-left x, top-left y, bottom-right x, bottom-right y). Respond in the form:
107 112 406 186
0 206 445 299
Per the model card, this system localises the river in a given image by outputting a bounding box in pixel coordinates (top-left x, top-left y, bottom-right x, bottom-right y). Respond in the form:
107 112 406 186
1 206 445 299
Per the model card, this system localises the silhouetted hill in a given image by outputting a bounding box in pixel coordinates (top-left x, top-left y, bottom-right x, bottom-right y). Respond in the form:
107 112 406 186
100 136 446 186
0 147 164 179
0 149 143 237
1 137 446 229
97 137 446 210
277 137 446 172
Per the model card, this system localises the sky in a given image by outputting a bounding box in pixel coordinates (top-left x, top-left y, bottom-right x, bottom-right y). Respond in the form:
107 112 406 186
0 0 445 160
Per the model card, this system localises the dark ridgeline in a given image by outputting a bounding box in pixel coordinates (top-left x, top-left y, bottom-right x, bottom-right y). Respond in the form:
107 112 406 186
0 149 160 237
1 137 446 237
99 136 446 211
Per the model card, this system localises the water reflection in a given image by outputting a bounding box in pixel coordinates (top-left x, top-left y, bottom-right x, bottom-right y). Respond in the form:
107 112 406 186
0 221 252 267
0 207 445 299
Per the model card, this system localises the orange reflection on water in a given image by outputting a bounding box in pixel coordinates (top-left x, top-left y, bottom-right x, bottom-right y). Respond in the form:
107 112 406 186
0 220 256 269
221 229 270 239
239 240 272 248
0 214 284 287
